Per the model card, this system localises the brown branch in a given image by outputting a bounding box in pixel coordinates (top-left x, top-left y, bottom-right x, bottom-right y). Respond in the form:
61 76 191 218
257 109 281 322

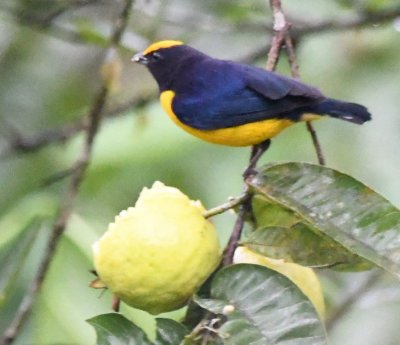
266 0 288 70
221 0 295 267
222 205 248 266
268 0 326 165
255 5 400 39
0 95 154 160
0 1 134 344
40 165 80 187
284 34 300 78
0 1 105 46
286 35 326 165
292 5 400 37
0 120 84 159
306 122 326 165
240 5 400 65
41 0 101 25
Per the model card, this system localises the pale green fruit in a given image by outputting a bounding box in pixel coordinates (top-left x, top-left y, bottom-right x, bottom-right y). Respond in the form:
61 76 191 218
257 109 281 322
93 181 221 314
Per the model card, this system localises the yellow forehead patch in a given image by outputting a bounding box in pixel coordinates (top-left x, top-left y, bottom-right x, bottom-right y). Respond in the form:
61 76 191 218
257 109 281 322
143 40 184 55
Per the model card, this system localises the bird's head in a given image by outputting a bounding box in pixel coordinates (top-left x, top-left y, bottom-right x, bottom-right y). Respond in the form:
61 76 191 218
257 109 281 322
132 40 202 90
132 40 184 66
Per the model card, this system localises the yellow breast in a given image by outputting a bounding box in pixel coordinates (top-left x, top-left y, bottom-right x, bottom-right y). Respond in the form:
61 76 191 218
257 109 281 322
160 90 294 147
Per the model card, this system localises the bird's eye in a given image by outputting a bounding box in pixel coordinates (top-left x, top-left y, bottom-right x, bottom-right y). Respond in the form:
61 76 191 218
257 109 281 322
152 52 162 61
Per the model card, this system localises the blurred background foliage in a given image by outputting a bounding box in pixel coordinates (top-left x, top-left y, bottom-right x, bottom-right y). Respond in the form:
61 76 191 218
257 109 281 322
0 0 400 344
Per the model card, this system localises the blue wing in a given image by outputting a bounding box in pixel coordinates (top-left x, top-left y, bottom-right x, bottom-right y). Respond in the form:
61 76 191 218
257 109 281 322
171 60 325 130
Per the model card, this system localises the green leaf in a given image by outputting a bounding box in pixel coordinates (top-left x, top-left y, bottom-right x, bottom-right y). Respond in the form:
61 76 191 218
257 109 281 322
248 162 400 277
154 318 188 345
182 336 222 345
245 195 371 271
251 197 300 228
87 313 151 345
0 218 43 307
247 224 371 271
195 264 328 345
0 192 56 249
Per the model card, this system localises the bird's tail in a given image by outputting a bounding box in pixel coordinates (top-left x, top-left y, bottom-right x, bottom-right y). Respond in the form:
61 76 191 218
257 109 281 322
313 98 371 124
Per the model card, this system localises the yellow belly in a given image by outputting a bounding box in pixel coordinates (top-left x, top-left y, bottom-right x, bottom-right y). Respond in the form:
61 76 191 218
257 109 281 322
160 90 295 147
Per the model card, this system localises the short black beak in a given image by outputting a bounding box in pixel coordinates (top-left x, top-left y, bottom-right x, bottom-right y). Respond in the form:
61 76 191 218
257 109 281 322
131 52 148 65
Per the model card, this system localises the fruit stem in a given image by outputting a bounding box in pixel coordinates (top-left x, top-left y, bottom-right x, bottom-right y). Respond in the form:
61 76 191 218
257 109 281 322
112 296 121 312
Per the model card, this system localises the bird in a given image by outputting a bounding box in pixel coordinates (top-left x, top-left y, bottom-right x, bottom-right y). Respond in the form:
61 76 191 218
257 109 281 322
132 40 371 148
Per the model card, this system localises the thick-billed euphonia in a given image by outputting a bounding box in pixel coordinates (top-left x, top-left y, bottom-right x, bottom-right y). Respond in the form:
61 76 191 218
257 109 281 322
132 40 371 147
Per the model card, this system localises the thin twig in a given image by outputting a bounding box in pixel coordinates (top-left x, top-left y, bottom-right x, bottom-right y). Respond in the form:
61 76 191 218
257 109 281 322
40 165 80 187
292 5 400 37
265 31 285 70
268 0 326 165
284 34 300 78
0 95 154 160
220 146 266 265
241 5 400 71
220 0 292 268
0 1 105 46
0 1 134 344
222 206 248 266
41 0 100 25
266 0 288 70
0 121 84 160
248 6 400 39
306 122 326 165
326 270 383 331
203 194 248 219
282 24 326 165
